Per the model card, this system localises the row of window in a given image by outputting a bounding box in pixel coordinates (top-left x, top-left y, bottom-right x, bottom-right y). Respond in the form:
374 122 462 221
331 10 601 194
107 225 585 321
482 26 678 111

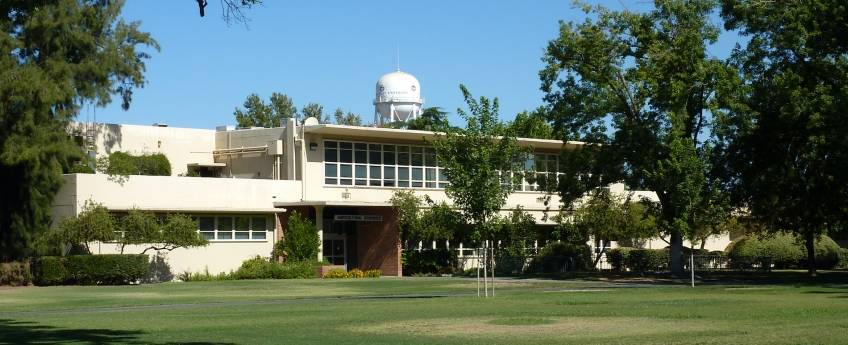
324 141 448 188
323 140 561 192
197 215 269 241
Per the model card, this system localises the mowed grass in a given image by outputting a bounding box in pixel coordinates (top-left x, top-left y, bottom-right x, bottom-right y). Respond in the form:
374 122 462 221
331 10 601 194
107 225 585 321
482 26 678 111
1 276 847 344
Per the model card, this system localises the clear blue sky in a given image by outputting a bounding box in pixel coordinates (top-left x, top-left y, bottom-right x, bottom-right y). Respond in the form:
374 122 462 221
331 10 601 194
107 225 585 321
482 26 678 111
96 1 739 129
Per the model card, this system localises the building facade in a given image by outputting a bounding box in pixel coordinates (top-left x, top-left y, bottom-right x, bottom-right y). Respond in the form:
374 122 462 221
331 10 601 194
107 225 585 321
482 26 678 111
50 72 730 277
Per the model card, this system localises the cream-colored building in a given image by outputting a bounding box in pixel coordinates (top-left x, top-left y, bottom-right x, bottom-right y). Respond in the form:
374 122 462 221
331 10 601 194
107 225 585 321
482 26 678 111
51 72 729 277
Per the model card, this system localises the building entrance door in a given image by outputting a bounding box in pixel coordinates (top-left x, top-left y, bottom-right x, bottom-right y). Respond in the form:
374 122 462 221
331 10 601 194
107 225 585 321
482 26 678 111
322 234 346 266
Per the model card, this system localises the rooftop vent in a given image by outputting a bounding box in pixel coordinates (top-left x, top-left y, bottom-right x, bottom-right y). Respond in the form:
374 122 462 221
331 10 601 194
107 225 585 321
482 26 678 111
152 123 168 127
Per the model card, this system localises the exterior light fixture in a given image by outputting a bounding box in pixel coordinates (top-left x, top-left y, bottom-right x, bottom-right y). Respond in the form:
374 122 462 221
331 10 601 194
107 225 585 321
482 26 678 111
309 142 318 151
342 188 351 200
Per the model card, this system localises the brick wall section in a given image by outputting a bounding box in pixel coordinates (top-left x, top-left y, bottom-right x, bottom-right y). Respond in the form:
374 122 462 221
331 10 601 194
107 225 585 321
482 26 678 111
356 207 402 277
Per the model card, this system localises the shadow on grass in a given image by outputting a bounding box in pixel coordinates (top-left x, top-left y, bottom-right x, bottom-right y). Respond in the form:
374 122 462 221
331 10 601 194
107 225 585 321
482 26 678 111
0 319 236 345
507 270 848 287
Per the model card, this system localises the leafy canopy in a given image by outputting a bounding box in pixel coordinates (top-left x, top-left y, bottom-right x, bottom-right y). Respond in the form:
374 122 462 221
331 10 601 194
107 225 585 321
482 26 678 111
716 0 848 274
540 0 729 273
0 0 157 260
431 85 523 241
234 92 298 128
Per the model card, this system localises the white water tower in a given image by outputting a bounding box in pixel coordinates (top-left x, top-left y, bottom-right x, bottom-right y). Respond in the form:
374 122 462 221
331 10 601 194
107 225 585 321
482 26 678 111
373 70 424 126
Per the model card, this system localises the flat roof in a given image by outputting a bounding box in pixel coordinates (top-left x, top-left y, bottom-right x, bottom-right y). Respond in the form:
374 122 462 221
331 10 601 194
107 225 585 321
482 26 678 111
303 124 586 151
106 206 284 213
273 200 392 208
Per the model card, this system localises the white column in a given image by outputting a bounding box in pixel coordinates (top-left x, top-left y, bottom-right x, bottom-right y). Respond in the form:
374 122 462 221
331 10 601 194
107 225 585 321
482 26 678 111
315 205 324 262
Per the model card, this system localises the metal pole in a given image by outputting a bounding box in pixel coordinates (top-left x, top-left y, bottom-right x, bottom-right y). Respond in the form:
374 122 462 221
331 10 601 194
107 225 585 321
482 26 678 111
690 251 695 288
483 241 489 297
491 245 495 297
476 253 480 297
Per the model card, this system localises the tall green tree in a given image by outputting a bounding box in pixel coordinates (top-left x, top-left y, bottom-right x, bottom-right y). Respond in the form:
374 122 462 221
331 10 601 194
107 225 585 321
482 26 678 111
301 102 330 124
508 107 554 139
234 92 297 128
0 0 157 261
716 0 848 275
432 85 523 243
558 190 656 265
332 108 363 126
540 0 730 274
386 107 453 131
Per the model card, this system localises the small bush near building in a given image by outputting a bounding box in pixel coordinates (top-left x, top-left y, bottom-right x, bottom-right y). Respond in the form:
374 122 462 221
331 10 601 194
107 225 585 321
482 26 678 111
403 248 457 275
626 249 668 273
526 242 592 273
0 261 32 286
275 212 320 262
607 247 635 271
231 256 316 280
33 255 148 285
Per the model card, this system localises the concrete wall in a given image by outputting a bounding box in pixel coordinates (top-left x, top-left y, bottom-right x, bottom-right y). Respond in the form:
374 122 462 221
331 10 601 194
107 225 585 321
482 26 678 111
356 207 401 276
84 123 216 176
56 174 302 274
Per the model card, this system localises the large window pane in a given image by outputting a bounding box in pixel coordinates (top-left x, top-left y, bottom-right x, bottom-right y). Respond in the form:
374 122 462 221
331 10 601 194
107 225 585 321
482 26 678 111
325 164 337 177
235 217 250 239
325 148 337 162
251 217 266 239
398 167 409 181
340 164 352 178
355 165 367 179
411 168 423 180
354 143 367 150
340 149 352 163
411 153 423 166
354 150 367 163
339 142 352 149
199 216 214 240
217 217 233 240
370 166 381 179
369 149 381 165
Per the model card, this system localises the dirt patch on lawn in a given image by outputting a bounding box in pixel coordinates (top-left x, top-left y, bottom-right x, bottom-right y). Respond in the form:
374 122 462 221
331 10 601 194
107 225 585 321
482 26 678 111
350 316 713 339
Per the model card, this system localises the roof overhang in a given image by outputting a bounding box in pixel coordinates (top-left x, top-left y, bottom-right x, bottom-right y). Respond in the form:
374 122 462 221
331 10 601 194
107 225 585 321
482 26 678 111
303 124 586 151
106 206 284 213
187 162 227 168
273 200 392 208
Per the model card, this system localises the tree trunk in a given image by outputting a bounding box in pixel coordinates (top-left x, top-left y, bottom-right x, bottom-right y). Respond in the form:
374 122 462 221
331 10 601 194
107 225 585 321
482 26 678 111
669 230 684 276
805 231 817 277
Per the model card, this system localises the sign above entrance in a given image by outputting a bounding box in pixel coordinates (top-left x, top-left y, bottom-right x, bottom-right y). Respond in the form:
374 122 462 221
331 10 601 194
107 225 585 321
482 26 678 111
334 215 383 222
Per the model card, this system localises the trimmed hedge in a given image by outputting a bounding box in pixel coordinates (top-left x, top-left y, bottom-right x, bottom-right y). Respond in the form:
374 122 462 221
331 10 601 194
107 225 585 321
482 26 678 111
627 249 668 273
33 255 148 285
527 242 592 273
232 256 316 279
403 248 457 275
34 257 67 286
106 152 171 176
726 233 843 269
0 261 32 286
607 247 668 273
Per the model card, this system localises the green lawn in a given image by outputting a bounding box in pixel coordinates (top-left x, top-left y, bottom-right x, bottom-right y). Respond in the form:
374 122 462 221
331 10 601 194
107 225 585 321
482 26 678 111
1 275 847 344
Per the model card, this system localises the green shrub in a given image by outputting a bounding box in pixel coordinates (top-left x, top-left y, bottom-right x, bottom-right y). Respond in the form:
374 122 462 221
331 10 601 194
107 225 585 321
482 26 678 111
278 212 320 262
403 248 458 275
231 256 316 280
102 152 171 176
364 269 381 278
727 233 803 268
0 261 32 286
34 257 67 285
607 247 634 271
64 254 149 285
802 236 842 270
527 242 592 273
626 249 668 273
726 233 841 269
839 248 848 269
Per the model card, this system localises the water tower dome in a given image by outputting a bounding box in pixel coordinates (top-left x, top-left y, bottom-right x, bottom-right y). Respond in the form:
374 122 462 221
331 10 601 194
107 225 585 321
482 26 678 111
373 70 424 125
